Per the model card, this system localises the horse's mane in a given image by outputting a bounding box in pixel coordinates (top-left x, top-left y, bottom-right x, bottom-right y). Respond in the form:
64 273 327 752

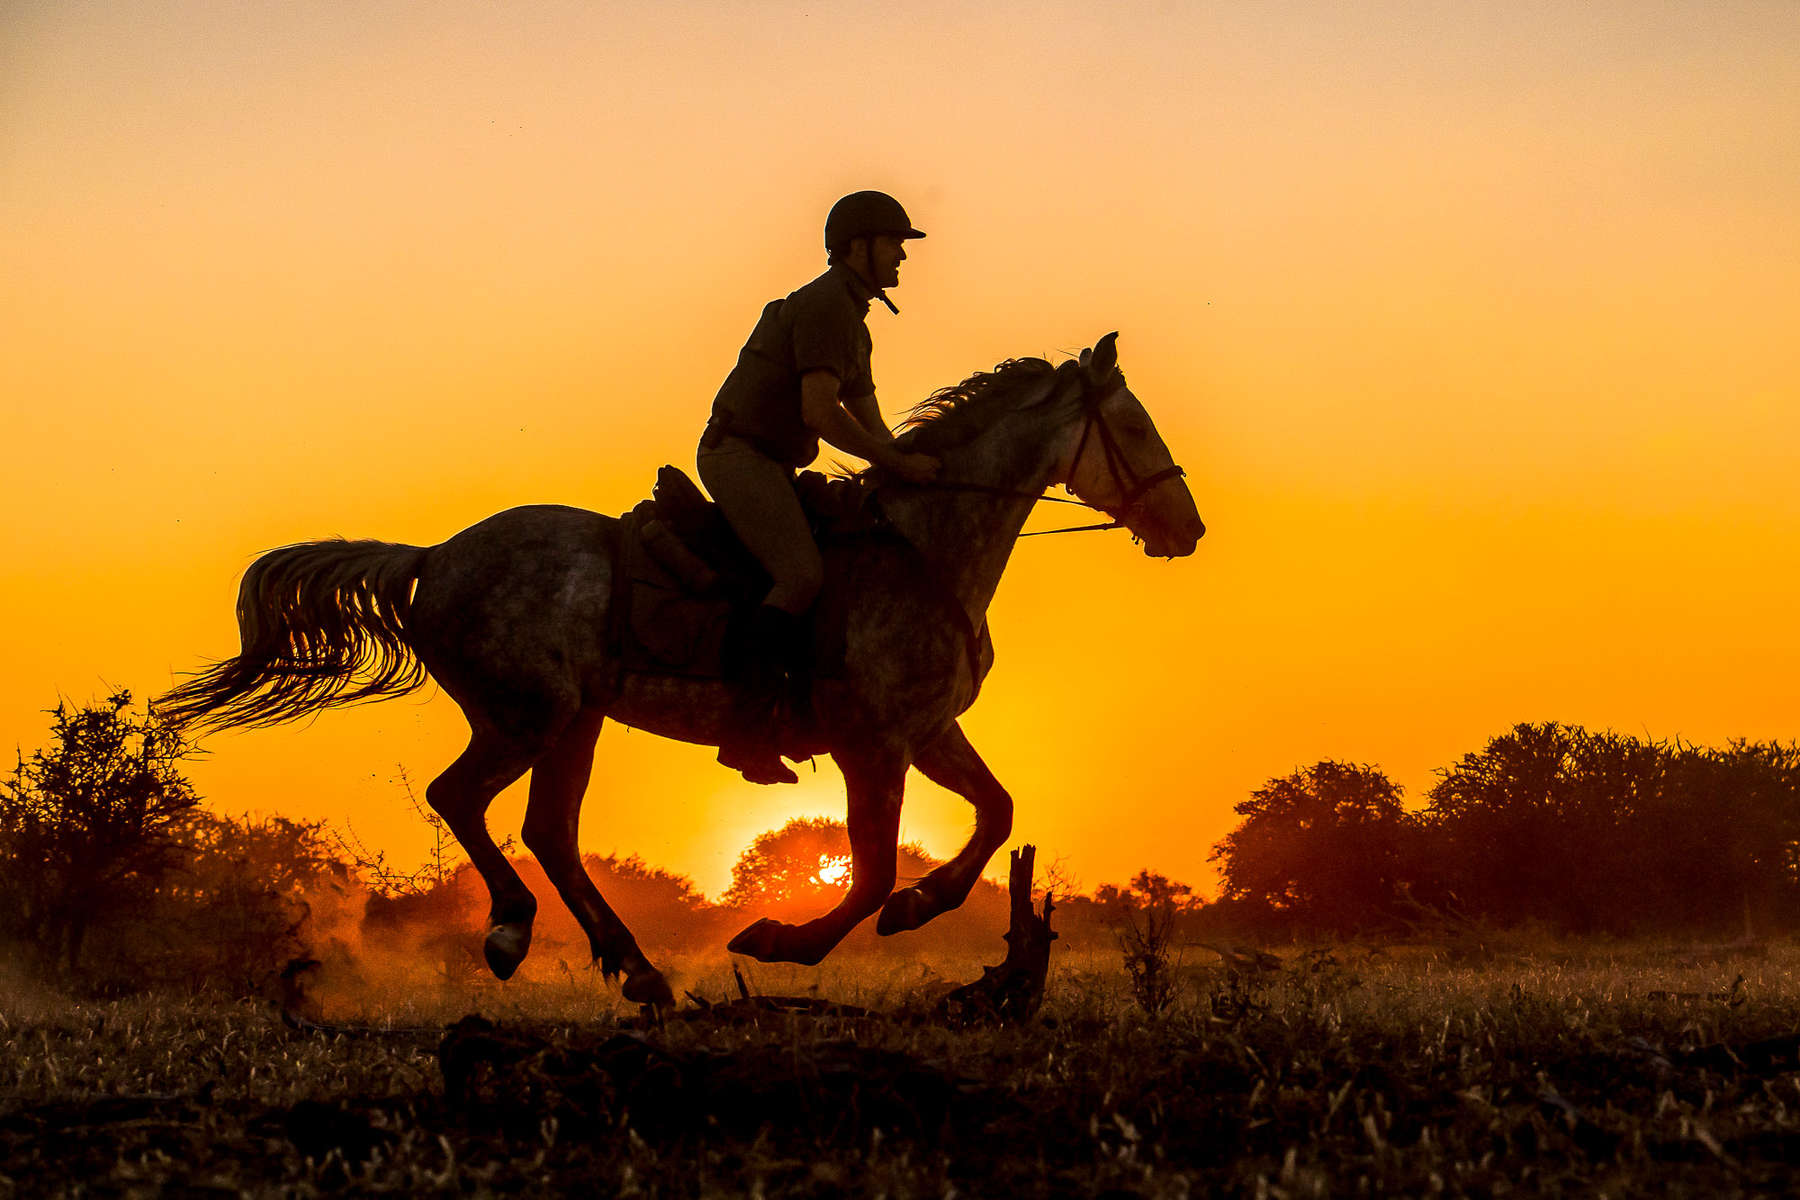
841 357 1073 480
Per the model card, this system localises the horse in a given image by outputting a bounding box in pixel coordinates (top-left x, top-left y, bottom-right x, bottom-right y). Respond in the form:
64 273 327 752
155 333 1204 1006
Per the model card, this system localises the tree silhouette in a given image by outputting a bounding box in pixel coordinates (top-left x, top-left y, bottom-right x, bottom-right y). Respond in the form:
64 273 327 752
1211 760 1418 933
1092 870 1199 921
0 690 201 973
723 817 935 913
1659 740 1800 933
151 811 345 991
576 852 717 952
1425 723 1629 929
1425 725 1800 935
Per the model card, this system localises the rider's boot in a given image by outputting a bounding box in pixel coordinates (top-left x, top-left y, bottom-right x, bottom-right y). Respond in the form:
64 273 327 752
718 605 801 786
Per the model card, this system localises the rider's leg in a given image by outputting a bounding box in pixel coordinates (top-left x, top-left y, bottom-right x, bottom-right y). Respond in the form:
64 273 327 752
697 435 824 614
722 603 803 785
697 436 823 784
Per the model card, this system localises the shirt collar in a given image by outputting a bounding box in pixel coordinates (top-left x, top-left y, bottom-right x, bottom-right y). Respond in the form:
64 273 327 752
829 263 876 316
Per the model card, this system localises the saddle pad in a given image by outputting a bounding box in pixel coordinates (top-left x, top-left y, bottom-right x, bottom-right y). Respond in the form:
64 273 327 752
614 506 849 682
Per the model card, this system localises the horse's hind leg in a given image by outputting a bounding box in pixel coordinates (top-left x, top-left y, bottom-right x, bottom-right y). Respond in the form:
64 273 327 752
521 710 674 1007
427 724 549 981
877 721 1013 936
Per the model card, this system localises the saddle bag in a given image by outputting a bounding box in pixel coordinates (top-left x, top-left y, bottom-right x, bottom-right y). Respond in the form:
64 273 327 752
638 516 719 594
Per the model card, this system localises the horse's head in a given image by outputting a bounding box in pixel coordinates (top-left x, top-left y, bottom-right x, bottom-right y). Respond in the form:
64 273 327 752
1057 333 1205 558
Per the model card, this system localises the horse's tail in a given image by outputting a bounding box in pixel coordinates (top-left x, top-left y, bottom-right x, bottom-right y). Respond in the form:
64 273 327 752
155 538 431 733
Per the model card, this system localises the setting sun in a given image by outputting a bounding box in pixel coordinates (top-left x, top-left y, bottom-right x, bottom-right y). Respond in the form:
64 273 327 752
810 855 852 890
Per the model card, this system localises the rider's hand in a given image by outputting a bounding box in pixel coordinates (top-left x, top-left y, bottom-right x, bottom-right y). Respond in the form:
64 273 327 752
886 451 940 484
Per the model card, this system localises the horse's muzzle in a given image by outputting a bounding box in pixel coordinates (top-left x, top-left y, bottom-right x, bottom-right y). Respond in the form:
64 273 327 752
1141 513 1204 559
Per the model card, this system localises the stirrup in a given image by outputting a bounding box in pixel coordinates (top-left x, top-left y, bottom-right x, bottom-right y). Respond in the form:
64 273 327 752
718 743 798 786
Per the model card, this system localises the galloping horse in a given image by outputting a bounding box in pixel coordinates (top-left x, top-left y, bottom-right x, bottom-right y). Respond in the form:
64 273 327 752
156 334 1204 1006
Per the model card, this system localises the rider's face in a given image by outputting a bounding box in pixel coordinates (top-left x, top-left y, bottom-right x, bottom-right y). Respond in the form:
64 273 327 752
867 234 906 288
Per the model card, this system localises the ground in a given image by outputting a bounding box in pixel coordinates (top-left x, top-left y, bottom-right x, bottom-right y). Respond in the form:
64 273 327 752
3 942 1797 1197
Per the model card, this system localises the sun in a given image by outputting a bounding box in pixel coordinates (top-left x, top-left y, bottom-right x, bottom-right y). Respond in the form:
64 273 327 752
809 853 851 888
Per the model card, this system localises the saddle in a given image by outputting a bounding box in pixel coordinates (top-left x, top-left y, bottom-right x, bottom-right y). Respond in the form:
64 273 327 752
611 467 884 683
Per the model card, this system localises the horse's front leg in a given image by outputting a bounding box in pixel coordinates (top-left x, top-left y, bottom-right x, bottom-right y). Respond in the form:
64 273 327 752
727 750 905 965
877 720 1012 936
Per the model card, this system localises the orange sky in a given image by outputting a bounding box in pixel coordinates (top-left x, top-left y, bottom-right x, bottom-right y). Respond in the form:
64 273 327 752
5 1 1797 901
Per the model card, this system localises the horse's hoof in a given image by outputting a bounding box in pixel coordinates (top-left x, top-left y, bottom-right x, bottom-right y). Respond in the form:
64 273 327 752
728 919 830 965
623 966 674 1007
484 923 532 980
877 887 933 936
727 918 784 962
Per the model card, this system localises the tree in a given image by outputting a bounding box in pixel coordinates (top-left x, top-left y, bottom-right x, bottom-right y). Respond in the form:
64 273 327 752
722 817 936 913
1211 760 1419 933
1680 740 1800 933
0 690 202 973
1425 723 1676 932
574 852 716 952
1418 724 1800 935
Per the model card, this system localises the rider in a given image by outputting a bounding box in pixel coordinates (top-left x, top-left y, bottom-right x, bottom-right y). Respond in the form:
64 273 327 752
699 190 940 785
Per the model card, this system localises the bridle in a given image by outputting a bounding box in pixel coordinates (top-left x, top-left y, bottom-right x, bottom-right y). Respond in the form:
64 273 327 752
870 361 1186 682
1050 367 1187 536
895 365 1186 540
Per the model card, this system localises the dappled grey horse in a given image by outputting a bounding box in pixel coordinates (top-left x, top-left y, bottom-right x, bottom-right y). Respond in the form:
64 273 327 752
156 334 1204 1006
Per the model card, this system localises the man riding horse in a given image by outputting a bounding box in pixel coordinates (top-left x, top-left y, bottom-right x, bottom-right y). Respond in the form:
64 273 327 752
699 191 941 786
154 195 1206 996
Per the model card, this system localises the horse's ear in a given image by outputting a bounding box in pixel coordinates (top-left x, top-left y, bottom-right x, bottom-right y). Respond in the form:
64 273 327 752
1086 332 1119 383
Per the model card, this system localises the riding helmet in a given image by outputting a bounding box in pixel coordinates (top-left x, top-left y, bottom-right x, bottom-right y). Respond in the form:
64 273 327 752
825 191 926 252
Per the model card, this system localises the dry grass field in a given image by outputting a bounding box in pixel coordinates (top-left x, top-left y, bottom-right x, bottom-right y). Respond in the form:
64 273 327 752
3 941 1798 1197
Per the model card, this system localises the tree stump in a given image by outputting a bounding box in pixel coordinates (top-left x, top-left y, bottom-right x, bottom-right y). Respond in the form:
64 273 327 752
934 844 1057 1025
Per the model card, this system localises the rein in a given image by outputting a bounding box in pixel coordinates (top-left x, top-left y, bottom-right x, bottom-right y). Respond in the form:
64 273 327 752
863 357 1185 684
890 370 1187 540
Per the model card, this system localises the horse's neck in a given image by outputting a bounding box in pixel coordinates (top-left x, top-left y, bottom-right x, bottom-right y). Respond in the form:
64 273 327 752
879 410 1072 623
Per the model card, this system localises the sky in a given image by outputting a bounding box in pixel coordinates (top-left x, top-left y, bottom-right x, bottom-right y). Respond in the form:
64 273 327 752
4 1 1797 902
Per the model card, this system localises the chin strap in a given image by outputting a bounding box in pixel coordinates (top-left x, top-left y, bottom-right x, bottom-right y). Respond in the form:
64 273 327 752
847 255 900 314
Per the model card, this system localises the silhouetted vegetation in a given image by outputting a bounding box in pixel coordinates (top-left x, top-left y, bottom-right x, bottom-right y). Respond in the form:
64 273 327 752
1208 724 1800 940
1211 759 1422 935
1420 725 1800 936
0 693 354 995
721 816 935 912
0 691 204 976
147 811 347 993
6 690 1799 1005
1114 886 1181 1014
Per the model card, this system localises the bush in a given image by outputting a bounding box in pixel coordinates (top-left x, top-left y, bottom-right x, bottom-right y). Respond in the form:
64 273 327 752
0 691 201 977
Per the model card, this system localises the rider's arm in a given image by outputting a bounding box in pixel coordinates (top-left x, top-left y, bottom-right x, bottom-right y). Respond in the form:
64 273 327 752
843 392 892 442
801 372 936 480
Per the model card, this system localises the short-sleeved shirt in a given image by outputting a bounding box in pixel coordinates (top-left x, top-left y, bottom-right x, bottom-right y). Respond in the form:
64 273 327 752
708 265 875 468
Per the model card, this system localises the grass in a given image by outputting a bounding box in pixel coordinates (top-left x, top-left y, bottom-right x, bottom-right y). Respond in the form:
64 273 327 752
2 941 1797 1196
